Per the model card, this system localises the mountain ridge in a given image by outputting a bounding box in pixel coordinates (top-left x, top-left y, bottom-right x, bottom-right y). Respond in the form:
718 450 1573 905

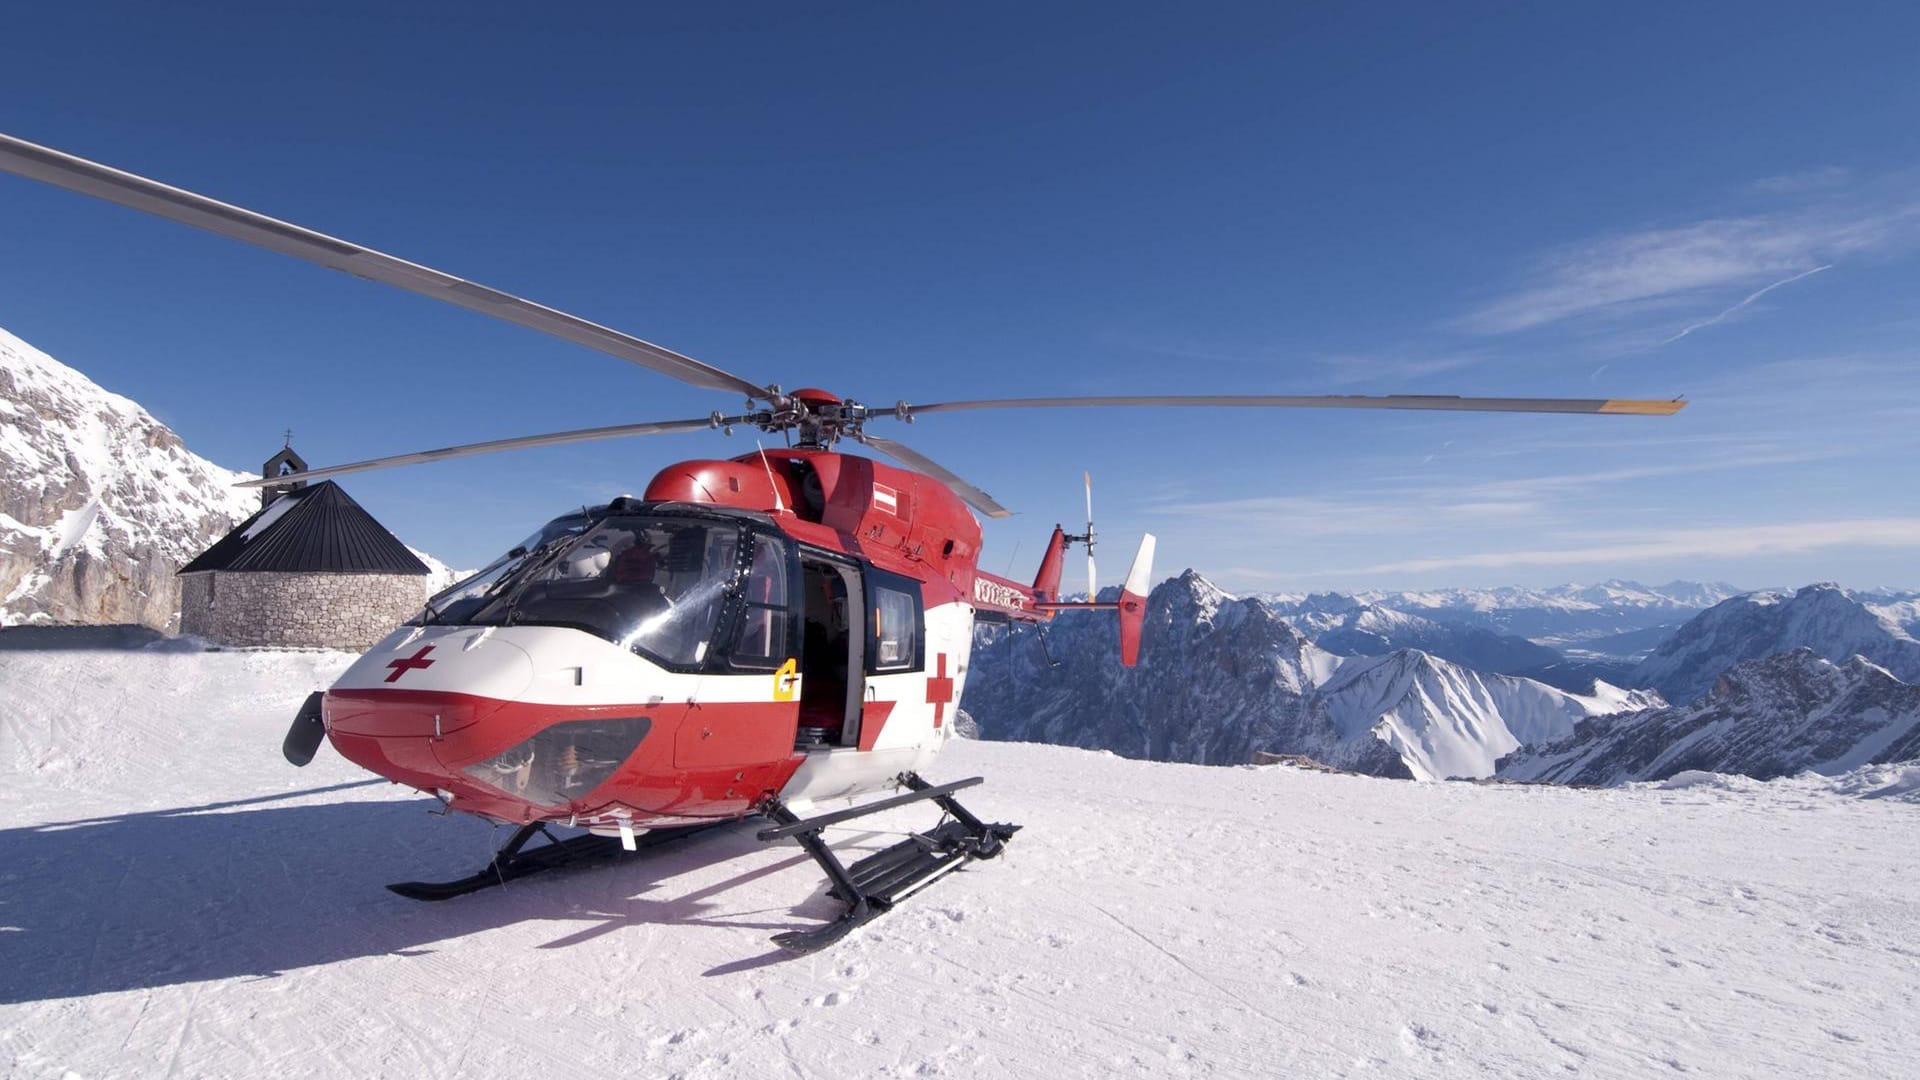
1629 584 1920 705
1500 648 1920 785
1 324 257 629
0 323 469 629
965 569 1652 780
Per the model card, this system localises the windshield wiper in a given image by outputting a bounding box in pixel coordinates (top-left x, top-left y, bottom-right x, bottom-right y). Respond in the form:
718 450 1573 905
418 549 525 626
490 535 587 626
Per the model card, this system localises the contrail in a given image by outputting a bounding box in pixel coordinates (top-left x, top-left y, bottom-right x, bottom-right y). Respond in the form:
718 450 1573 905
1662 263 1834 345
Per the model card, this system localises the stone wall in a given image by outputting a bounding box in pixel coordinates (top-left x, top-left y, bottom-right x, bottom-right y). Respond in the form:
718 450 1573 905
179 571 426 649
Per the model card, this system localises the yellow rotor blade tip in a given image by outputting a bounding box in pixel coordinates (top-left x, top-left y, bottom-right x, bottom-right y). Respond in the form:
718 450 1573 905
1599 399 1687 415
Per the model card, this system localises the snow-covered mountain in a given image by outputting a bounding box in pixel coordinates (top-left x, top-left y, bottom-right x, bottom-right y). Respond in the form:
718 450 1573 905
0 325 256 630
963 570 1655 780
1315 649 1658 780
1359 580 1746 614
0 324 465 631
1290 603 1564 676
1866 595 1920 636
1264 579 1743 650
965 571 1379 771
1500 649 1920 785
407 545 467 594
1630 584 1920 706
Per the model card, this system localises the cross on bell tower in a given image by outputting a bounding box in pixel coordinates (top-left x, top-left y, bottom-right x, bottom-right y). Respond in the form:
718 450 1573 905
261 432 308 509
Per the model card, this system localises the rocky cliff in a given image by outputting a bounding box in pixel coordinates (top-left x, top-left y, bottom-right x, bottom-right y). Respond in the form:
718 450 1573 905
0 325 256 630
1500 649 1920 785
1629 584 1920 705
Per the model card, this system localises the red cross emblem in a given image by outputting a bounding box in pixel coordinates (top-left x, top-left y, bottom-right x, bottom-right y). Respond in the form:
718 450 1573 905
924 652 954 727
384 645 437 683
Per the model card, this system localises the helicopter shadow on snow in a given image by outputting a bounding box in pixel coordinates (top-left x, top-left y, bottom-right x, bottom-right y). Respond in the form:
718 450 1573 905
0 785 878 1004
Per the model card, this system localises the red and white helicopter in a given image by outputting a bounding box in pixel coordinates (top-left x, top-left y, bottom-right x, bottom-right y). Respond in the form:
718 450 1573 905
0 133 1685 951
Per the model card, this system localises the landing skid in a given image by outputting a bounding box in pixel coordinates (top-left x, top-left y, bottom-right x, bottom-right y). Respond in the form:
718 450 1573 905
758 773 1019 955
387 821 716 901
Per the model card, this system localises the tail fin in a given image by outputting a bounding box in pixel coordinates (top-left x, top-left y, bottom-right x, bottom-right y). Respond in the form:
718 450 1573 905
1117 534 1156 666
1032 525 1067 603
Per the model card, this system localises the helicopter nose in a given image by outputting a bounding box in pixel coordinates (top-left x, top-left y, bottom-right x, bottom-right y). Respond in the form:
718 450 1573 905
331 632 536 733
324 633 536 787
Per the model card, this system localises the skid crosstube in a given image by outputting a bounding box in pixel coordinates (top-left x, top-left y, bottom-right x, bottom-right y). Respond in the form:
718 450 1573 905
759 772 1019 955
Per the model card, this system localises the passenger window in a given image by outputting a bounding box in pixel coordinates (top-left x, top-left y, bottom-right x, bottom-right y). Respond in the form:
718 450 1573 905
730 535 791 670
872 585 918 672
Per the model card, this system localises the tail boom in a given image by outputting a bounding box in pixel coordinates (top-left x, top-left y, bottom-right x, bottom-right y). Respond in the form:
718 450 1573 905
978 531 1155 666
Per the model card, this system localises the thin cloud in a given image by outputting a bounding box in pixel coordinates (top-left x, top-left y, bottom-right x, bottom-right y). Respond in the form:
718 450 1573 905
1460 200 1918 335
1454 448 1835 501
1751 167 1851 194
1660 263 1833 345
1156 443 1822 518
1311 351 1489 386
1348 519 1920 575
1144 494 1440 537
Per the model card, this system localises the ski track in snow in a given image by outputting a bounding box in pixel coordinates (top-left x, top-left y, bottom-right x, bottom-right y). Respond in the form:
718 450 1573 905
1 649 1916 1078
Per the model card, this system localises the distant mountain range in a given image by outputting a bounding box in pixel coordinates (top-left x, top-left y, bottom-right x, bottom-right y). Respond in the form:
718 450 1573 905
1500 650 1920 785
965 571 1656 780
1266 580 1745 651
1286 604 1563 673
1629 584 1920 705
1265 583 1737 692
968 572 1920 788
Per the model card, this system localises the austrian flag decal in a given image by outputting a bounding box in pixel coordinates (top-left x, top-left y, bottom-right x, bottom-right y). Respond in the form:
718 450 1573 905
872 483 900 515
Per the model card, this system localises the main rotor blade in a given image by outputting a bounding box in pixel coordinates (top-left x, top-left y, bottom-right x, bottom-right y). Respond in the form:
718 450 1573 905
0 132 770 399
235 416 742 488
857 434 1012 519
901 394 1686 416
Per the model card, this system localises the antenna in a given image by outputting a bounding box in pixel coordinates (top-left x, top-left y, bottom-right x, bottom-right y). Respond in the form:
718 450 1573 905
755 441 786 514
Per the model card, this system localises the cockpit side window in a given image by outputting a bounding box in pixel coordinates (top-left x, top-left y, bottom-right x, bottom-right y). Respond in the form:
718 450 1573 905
727 533 794 671
866 568 924 674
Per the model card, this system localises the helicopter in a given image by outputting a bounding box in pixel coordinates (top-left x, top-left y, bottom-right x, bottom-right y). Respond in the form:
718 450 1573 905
0 132 1685 952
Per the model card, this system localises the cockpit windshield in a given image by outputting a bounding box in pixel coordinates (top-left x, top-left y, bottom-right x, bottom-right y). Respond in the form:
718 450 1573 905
465 516 744 667
417 509 595 627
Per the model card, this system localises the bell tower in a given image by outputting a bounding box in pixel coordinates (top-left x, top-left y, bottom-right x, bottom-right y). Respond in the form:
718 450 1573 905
261 431 308 508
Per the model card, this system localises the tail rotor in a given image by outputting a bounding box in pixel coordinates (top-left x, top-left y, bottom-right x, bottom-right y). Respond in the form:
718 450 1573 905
1063 471 1098 599
1083 471 1097 600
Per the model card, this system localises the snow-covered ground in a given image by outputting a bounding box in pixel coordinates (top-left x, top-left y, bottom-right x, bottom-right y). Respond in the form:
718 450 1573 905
2 647 1916 1079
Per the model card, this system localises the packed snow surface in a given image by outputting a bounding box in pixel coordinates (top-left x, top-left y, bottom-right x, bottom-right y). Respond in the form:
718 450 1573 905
3 647 1916 1078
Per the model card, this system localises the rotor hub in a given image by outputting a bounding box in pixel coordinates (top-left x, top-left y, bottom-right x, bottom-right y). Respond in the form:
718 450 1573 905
737 387 871 449
788 387 843 408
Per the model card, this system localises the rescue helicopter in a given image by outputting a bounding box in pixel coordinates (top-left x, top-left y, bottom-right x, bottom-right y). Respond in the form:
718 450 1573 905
0 132 1686 952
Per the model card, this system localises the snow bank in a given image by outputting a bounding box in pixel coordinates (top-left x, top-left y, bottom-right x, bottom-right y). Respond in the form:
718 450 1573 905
1654 763 1920 805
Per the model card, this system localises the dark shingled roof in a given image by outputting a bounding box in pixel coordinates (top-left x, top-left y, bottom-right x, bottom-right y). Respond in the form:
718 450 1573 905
179 481 429 575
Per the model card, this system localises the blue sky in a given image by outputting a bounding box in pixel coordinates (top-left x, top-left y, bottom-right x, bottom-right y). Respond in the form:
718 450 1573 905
2 2 1918 592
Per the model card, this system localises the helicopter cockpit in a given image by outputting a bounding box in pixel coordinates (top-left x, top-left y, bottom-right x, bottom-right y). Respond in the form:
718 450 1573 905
418 506 792 673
